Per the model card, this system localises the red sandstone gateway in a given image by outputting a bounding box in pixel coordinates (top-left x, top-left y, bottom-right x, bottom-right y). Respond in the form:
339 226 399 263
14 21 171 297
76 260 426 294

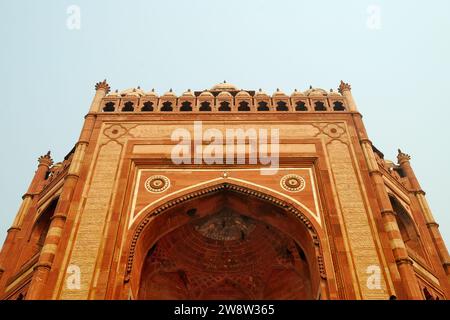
0 80 448 300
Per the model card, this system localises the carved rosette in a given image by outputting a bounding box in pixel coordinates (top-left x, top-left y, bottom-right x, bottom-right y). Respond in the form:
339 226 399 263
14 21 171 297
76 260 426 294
104 124 128 140
322 123 345 139
145 175 170 193
280 174 306 192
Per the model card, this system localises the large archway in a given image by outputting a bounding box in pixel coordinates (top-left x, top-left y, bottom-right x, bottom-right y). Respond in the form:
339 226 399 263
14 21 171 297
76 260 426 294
126 183 327 300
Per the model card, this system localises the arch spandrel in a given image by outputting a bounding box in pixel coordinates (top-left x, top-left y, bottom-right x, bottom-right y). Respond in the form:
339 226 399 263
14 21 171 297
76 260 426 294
129 169 322 229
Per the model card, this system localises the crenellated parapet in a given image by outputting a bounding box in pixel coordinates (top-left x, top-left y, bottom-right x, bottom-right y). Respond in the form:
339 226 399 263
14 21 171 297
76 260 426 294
97 81 354 114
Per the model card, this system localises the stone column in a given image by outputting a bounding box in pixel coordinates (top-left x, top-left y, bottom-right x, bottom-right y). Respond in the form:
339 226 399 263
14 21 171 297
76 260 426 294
397 150 450 281
338 81 358 112
26 80 109 299
0 152 53 291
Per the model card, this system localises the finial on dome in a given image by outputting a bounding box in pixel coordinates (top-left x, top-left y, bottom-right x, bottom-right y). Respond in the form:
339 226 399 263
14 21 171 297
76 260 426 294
223 80 227 83
276 88 280 92
259 88 262 92
169 88 173 92
338 80 352 94
330 88 333 92
137 86 141 89
152 88 155 92
95 79 111 93
294 89 298 92
309 85 313 89
115 89 118 93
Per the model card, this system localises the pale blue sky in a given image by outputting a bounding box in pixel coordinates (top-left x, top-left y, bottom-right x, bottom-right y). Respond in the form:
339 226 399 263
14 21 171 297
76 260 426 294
0 0 449 247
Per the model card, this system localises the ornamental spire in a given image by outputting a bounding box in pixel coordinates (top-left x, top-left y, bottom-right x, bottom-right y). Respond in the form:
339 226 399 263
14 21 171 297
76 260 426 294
397 149 411 164
95 79 111 93
338 80 351 94
38 151 53 167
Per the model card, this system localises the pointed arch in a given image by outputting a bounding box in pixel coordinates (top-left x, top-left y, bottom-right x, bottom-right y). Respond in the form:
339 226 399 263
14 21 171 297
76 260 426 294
389 195 427 261
123 182 330 299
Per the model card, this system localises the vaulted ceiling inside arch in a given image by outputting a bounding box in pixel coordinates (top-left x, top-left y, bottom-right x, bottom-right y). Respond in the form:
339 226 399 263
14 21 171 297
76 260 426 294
138 208 313 300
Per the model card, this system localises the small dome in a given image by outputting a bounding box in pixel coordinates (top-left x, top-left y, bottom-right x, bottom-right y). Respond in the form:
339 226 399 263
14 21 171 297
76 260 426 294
182 89 195 97
107 89 120 97
236 90 251 98
120 87 145 97
199 90 214 98
145 88 158 97
290 89 306 98
217 91 233 99
273 88 287 97
328 89 341 97
210 81 239 92
162 88 177 97
304 87 328 97
255 88 270 99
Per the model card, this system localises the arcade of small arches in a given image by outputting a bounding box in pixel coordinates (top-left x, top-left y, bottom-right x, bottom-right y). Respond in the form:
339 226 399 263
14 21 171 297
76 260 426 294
100 83 347 113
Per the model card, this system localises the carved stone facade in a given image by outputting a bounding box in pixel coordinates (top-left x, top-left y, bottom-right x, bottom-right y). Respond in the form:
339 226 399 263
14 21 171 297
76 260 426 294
0 81 449 300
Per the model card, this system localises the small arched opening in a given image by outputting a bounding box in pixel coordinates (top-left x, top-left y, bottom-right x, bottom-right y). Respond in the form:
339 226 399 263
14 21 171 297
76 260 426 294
218 101 231 112
199 102 212 112
389 196 427 260
238 101 251 111
103 102 115 112
141 102 154 112
333 101 345 111
180 101 193 112
257 101 270 111
276 101 289 111
314 101 327 111
161 102 173 112
122 101 134 112
29 198 58 256
295 101 308 111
